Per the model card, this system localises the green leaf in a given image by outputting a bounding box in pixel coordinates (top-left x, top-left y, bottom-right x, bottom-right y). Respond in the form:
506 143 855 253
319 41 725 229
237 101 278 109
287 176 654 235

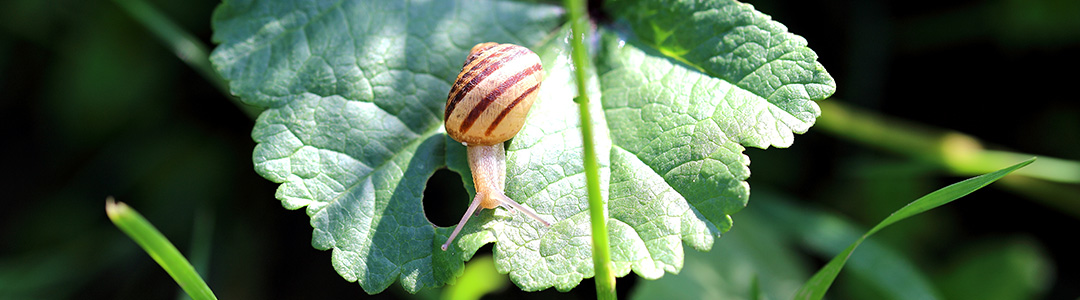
210 0 835 293
605 0 836 149
211 0 564 293
598 0 835 233
794 158 1035 300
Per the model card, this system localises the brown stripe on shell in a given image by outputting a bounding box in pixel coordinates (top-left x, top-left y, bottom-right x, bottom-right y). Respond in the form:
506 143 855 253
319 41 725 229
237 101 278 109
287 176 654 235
458 63 542 134
444 45 526 121
486 82 540 136
446 44 511 103
464 42 499 66
444 45 512 119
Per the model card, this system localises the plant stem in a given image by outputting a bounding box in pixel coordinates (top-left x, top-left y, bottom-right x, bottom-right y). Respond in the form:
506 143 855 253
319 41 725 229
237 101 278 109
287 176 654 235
111 0 261 119
564 0 616 299
816 100 1080 217
817 101 1080 182
105 198 217 300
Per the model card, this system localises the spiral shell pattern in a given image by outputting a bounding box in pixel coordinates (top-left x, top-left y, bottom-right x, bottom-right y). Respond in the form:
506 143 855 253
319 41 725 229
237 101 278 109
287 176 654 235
444 43 543 146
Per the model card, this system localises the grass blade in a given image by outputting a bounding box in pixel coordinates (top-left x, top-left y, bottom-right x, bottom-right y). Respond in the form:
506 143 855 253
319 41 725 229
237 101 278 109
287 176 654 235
794 157 1035 300
105 198 217 300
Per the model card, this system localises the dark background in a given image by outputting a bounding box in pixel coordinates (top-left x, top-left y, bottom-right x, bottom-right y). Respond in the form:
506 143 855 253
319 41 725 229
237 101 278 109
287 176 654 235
1 0 1076 299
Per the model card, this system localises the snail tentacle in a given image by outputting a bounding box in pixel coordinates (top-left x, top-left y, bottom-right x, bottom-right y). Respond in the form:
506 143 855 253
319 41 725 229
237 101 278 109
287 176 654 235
442 193 485 251
493 192 552 227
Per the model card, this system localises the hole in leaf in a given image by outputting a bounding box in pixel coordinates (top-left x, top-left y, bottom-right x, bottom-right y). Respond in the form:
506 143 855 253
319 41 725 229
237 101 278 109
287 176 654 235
423 168 470 227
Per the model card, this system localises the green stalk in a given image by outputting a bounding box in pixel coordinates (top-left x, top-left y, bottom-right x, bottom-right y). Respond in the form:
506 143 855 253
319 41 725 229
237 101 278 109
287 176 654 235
817 101 1080 182
105 198 218 300
111 0 261 118
816 100 1080 217
564 0 616 299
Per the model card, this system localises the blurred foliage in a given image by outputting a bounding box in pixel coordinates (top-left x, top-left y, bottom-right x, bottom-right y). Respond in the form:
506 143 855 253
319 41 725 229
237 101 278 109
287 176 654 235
935 236 1052 300
441 255 506 300
0 0 1077 299
630 193 810 300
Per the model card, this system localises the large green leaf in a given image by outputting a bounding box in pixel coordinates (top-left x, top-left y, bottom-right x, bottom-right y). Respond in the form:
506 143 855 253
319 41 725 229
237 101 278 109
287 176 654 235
212 0 564 293
210 0 834 293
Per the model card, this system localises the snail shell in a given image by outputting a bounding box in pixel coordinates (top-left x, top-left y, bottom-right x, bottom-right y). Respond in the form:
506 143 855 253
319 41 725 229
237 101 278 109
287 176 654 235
444 43 544 146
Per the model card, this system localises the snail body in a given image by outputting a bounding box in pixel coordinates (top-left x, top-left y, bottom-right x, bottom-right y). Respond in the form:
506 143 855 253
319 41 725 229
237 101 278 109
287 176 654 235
441 42 550 251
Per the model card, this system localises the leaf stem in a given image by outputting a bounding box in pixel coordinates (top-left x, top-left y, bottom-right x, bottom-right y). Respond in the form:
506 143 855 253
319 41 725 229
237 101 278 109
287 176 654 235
105 198 218 300
111 0 261 118
564 0 616 299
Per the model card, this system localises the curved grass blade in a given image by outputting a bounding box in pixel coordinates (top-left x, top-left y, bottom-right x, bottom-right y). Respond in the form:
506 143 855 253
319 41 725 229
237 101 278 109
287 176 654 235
794 157 1035 300
105 198 217 300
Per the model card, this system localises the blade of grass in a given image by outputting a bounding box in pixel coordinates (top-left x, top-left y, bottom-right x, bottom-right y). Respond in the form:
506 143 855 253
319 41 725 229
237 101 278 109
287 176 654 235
105 198 217 300
564 0 615 299
754 191 942 299
794 158 1035 300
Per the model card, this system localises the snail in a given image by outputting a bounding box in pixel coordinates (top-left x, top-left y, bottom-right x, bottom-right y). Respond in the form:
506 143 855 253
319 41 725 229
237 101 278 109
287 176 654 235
441 42 551 251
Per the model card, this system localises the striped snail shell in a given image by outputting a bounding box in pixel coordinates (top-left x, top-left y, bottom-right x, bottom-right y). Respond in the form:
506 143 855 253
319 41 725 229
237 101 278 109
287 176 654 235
444 42 544 146
441 42 550 251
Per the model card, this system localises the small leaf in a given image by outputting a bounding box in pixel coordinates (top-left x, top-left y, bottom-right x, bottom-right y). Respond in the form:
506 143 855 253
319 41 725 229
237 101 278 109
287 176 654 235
794 158 1035 300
